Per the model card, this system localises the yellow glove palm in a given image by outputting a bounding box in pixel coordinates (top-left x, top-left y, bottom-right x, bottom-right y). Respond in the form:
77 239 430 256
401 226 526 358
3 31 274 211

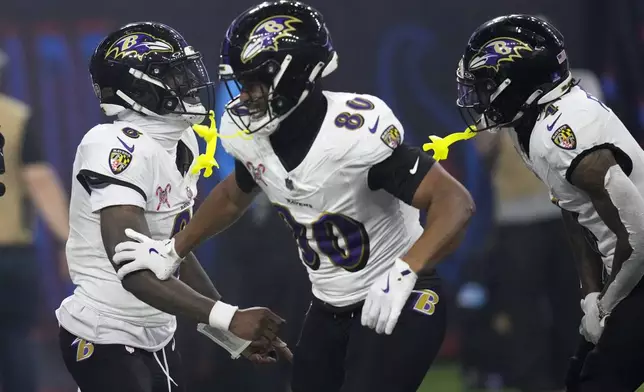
422 125 478 161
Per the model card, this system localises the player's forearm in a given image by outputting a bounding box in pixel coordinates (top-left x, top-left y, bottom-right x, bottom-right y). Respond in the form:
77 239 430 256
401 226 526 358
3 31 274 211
174 190 243 257
595 166 644 314
100 204 217 323
23 163 70 242
179 252 221 301
174 174 256 257
122 271 215 323
561 210 604 295
600 235 643 315
403 188 474 272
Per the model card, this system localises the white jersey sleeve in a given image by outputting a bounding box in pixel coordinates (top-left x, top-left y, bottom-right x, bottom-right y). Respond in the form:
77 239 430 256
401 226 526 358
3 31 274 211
89 183 146 212
75 124 153 211
324 92 406 168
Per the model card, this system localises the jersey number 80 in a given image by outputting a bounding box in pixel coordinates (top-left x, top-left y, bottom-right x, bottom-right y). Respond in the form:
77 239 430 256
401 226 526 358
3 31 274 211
273 204 371 273
333 97 375 131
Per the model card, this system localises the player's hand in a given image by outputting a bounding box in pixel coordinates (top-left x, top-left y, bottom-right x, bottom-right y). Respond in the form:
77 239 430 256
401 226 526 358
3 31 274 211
243 337 293 364
579 292 605 344
230 307 286 342
361 258 417 335
272 337 294 363
113 229 183 280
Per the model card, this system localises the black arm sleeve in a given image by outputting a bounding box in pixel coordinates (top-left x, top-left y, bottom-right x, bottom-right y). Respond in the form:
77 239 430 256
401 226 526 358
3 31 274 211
20 115 44 165
367 143 435 205
234 159 258 194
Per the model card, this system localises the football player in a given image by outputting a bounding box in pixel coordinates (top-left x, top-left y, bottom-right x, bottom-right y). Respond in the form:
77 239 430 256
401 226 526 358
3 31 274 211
56 22 286 392
111 2 475 392
455 14 644 392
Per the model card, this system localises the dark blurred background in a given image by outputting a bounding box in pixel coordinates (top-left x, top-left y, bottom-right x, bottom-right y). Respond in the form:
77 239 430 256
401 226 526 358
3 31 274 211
1 0 643 391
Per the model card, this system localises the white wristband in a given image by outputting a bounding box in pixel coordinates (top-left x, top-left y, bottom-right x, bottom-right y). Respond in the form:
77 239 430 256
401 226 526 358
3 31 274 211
209 301 239 331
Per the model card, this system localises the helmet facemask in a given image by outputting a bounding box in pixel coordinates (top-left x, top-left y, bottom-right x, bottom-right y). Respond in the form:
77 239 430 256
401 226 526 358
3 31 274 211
456 57 516 133
220 52 332 136
101 46 215 125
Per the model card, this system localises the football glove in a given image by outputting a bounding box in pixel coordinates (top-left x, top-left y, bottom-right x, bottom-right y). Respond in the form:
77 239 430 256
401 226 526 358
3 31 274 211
361 258 417 335
113 229 183 280
579 292 606 344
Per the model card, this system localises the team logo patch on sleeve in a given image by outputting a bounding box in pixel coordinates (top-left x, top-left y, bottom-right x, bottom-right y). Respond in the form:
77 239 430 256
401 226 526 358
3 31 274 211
121 127 141 139
551 124 577 150
380 125 402 149
109 148 133 174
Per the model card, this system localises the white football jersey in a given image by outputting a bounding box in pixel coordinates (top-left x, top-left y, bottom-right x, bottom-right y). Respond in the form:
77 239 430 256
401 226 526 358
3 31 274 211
56 120 200 351
516 85 644 274
221 91 424 307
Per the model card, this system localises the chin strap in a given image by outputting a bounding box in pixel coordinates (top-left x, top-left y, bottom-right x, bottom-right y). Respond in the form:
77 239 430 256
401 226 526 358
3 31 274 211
422 125 478 161
190 110 252 178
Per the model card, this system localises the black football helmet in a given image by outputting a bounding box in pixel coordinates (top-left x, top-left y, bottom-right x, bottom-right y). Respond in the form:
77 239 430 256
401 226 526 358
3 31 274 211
456 15 572 131
220 1 337 134
89 22 214 124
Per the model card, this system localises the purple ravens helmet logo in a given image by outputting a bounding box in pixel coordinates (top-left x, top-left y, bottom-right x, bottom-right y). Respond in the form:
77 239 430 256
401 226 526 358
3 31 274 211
105 33 174 61
240 15 303 63
468 37 533 72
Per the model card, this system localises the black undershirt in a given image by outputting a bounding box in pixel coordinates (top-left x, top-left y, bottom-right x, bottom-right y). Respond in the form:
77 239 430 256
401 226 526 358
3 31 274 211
235 87 434 205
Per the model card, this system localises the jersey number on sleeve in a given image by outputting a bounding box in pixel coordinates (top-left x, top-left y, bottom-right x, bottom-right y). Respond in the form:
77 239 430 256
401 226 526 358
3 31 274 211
333 97 375 131
273 204 371 272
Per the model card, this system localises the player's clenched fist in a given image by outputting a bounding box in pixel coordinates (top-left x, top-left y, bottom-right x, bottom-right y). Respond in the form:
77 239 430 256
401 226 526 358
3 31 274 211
230 307 285 341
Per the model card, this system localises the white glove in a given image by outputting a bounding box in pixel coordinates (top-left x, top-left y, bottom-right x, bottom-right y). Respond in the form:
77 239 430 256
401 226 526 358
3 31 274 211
113 229 183 280
579 292 606 344
361 258 418 335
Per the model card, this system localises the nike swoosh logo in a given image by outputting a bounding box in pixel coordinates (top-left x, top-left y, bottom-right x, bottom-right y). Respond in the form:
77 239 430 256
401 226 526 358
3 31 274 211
117 137 135 153
149 248 166 258
409 156 420 174
368 116 380 134
382 273 390 293
546 113 563 131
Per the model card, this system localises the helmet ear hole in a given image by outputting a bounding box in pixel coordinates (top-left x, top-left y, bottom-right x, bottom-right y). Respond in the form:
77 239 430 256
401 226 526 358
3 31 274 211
488 111 503 123
270 95 290 116
163 97 180 112
265 61 279 76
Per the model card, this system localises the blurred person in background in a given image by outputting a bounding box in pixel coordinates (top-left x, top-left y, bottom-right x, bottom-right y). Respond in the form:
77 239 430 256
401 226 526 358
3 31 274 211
456 13 644 392
0 47 70 392
458 14 603 391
